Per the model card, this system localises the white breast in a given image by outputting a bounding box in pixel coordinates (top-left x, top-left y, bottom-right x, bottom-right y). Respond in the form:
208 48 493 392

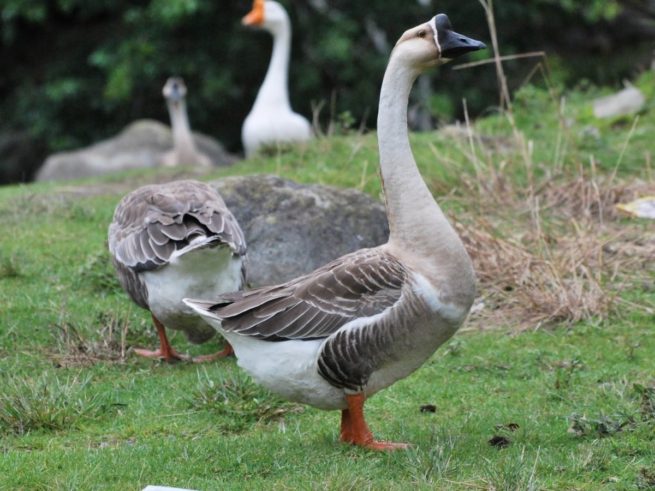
186 306 347 410
223 333 346 410
142 245 243 332
242 109 312 157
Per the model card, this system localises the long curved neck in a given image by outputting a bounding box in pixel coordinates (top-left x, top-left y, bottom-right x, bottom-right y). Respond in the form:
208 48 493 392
378 54 459 256
254 21 292 109
167 100 198 158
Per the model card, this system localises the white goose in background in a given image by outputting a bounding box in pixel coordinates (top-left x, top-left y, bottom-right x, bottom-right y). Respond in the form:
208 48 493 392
161 77 212 168
186 14 484 449
241 0 312 157
109 180 247 363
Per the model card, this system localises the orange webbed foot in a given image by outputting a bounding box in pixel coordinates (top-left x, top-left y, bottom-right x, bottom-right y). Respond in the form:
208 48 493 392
133 347 189 363
191 343 235 363
136 314 189 363
340 394 410 452
362 440 411 451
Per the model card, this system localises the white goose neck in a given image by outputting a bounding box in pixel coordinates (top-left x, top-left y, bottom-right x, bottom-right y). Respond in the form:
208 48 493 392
254 18 292 110
377 53 458 256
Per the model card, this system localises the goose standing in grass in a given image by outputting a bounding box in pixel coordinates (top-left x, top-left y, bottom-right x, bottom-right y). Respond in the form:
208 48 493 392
161 77 212 168
185 13 484 449
109 180 246 363
241 0 312 157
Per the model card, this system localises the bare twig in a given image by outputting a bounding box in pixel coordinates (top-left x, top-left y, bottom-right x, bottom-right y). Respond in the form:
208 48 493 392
453 51 547 71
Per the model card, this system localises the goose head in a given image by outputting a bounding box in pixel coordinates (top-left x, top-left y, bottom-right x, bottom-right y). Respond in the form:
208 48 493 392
242 0 289 34
162 77 187 108
394 13 485 71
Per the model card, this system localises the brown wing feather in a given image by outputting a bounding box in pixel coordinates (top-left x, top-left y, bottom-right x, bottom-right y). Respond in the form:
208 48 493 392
207 248 406 341
108 180 246 274
108 180 246 307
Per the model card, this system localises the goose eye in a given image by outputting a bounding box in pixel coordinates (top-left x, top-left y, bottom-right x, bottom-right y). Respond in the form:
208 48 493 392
417 30 426 38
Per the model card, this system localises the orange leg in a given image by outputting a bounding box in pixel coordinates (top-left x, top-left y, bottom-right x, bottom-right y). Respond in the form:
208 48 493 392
340 393 410 451
191 342 235 363
133 314 188 363
340 406 353 442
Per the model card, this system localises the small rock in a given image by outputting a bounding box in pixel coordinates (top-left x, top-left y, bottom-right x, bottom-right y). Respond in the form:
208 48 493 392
579 125 601 141
615 197 655 219
593 86 646 119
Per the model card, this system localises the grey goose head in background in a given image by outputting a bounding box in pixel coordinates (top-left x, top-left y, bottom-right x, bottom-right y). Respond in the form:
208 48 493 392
184 14 485 450
161 77 213 168
108 179 246 363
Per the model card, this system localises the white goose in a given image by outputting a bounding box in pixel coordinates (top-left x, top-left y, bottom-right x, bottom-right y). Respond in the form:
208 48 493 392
161 77 213 168
241 0 312 157
109 180 246 362
185 14 484 449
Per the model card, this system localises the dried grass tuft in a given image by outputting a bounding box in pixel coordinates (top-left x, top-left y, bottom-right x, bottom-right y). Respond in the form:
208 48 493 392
443 0 655 331
538 174 655 222
459 221 606 329
454 174 654 331
50 313 130 367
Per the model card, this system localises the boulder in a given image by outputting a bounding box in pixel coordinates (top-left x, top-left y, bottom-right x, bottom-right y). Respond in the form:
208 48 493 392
212 175 389 287
36 120 235 182
193 132 237 167
593 86 646 119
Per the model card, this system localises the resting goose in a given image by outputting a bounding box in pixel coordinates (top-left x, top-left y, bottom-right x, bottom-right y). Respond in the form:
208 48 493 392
241 0 312 157
109 180 246 362
185 14 484 449
161 77 212 168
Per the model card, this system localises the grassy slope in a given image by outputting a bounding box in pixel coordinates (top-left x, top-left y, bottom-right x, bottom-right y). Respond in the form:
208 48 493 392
0 76 654 490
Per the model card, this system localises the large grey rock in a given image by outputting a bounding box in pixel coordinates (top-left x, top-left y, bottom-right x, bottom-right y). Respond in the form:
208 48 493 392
193 132 237 168
593 86 646 119
36 120 235 182
213 175 389 287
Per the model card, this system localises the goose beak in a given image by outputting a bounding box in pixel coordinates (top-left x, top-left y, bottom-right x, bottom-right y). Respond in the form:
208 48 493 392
163 77 185 103
242 0 265 26
440 31 486 59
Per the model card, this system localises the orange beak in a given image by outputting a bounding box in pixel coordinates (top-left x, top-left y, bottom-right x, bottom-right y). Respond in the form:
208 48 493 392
242 0 265 26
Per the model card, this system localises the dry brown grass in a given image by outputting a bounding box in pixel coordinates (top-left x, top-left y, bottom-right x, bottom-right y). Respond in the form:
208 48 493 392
538 173 655 222
454 0 655 331
454 168 654 331
50 313 130 367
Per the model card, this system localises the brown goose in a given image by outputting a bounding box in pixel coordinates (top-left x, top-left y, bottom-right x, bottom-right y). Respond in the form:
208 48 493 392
109 180 246 362
185 14 484 448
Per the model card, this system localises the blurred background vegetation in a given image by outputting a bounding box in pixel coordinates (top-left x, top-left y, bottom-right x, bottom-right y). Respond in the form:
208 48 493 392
1 0 654 182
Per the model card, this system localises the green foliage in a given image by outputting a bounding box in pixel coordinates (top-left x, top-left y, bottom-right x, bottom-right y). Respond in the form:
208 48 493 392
0 0 648 162
537 0 621 21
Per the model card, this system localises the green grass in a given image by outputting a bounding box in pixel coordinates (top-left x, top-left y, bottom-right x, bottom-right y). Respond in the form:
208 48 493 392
0 78 654 489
